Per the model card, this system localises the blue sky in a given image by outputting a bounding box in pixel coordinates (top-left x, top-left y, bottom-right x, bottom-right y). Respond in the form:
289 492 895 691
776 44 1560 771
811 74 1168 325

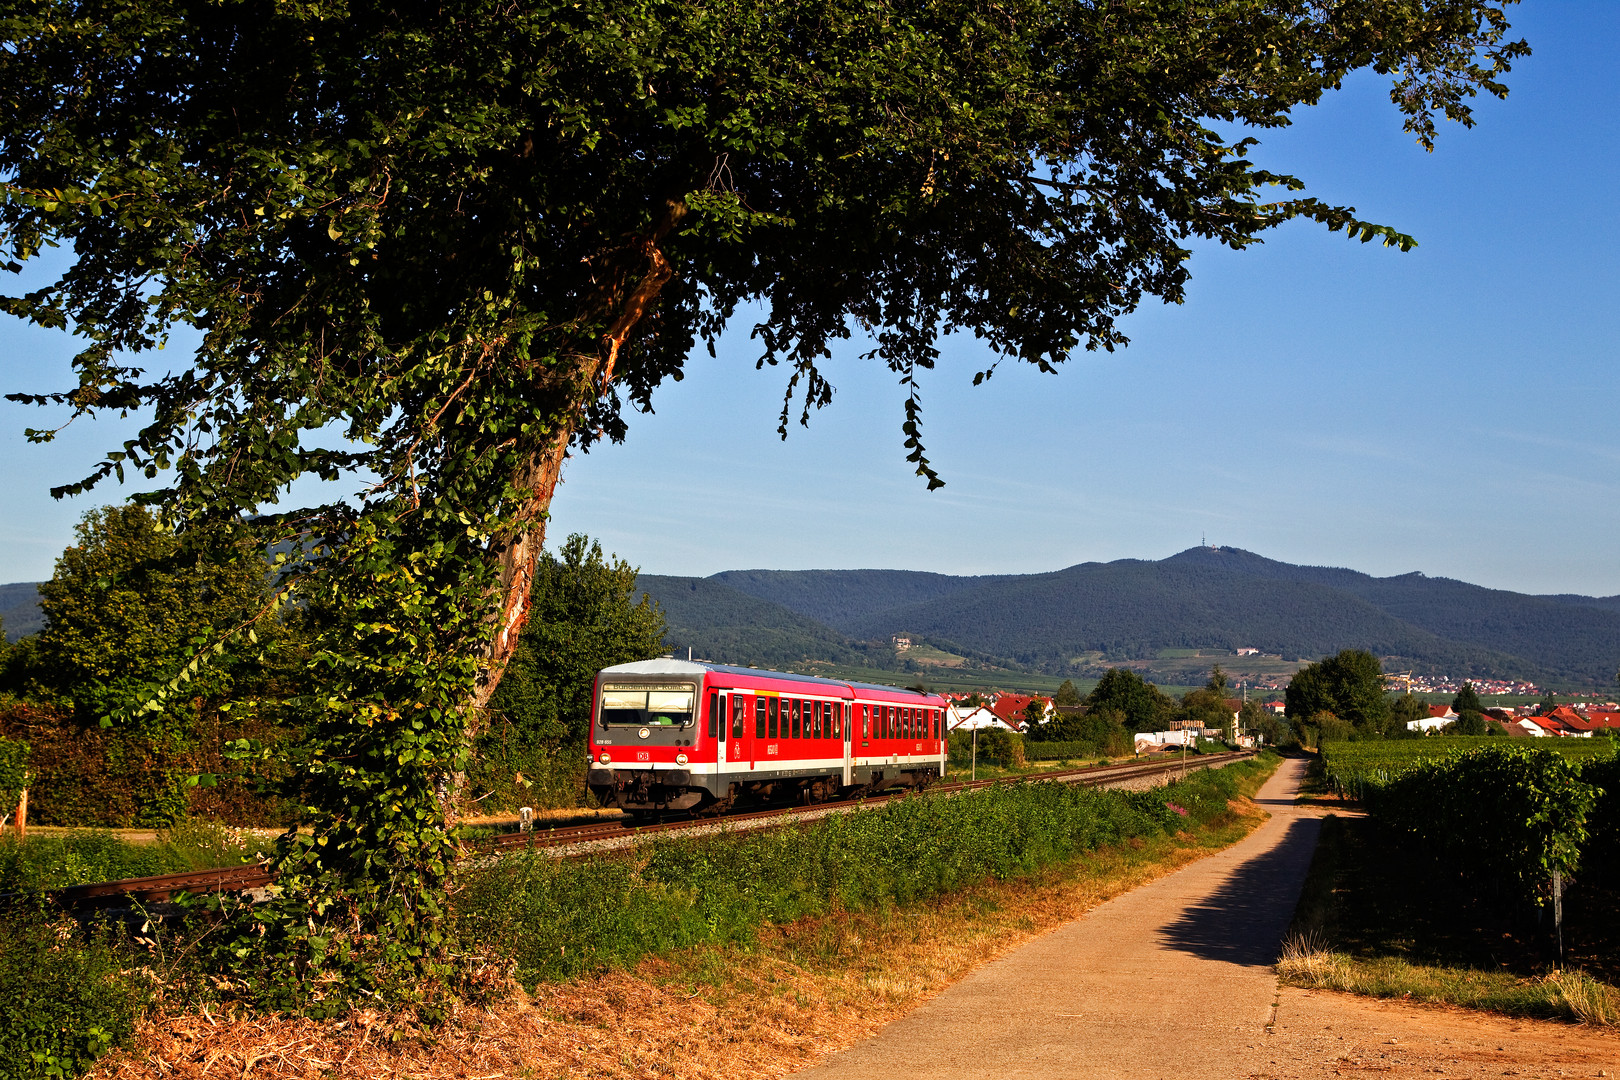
3 4 1617 595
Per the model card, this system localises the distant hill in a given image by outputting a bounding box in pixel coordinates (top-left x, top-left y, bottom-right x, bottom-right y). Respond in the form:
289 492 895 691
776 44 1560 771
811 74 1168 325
708 569 1009 635
0 582 42 641
12 549 1618 687
635 574 896 670
649 550 1620 687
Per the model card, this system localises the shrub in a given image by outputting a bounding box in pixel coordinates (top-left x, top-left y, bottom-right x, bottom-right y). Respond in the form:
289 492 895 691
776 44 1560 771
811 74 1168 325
0 906 148 1080
1582 750 1620 884
947 729 1023 768
1368 744 1598 908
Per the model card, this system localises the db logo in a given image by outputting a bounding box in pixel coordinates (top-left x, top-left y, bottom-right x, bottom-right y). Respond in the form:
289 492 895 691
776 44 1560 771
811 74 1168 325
767 745 779 755
636 751 650 762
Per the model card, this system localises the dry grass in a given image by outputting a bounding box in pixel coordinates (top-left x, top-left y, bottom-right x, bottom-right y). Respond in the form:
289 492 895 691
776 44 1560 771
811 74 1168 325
91 801 1270 1079
1277 936 1620 1027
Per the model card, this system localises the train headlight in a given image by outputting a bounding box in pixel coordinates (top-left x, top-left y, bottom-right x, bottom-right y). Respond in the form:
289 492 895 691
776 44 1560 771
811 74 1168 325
675 753 689 766
598 751 611 765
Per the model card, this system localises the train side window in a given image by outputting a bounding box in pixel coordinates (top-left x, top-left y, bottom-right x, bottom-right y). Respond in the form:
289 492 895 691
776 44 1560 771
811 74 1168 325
932 709 940 740
734 696 748 739
755 697 766 738
791 699 802 739
768 697 779 738
904 707 913 738
812 701 822 739
707 691 719 739
834 705 842 740
861 705 870 741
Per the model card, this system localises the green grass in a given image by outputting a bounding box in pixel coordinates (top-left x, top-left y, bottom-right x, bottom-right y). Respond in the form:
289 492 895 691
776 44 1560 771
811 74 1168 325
0 820 275 892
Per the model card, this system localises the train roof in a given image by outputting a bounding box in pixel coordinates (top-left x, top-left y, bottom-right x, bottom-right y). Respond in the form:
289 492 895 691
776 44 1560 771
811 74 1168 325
599 658 938 699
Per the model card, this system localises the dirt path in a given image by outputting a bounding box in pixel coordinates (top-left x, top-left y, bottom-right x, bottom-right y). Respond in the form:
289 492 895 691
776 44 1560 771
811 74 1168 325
1263 988 1618 1078
795 756 1326 1080
793 758 1620 1080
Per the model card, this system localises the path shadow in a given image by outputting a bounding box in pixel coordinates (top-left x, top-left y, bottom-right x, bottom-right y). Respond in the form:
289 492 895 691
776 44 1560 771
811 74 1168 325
1156 816 1322 968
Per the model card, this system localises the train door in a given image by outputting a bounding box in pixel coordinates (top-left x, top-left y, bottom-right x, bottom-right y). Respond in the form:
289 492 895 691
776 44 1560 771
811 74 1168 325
842 701 854 786
709 690 727 787
729 694 748 767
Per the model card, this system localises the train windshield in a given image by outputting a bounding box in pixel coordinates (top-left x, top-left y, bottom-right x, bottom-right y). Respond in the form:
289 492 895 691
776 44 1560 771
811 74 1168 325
599 684 696 727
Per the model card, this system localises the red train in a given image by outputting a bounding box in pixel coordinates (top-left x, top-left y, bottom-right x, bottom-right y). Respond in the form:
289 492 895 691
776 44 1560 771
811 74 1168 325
585 659 949 815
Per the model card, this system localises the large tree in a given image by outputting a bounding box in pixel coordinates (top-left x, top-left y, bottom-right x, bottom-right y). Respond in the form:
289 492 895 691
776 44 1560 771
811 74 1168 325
1086 668 1176 732
1285 648 1392 734
0 0 1525 978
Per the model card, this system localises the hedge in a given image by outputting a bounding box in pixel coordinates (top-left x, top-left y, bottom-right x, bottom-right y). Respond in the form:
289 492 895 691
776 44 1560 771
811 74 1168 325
1365 743 1601 908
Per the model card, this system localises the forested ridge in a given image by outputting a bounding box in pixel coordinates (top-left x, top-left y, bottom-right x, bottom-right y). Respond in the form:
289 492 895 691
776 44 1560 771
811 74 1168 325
10 546 1618 683
649 548 1620 685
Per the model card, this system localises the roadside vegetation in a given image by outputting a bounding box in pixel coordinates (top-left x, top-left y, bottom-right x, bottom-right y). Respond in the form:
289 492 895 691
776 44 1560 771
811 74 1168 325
1281 741 1620 1025
0 822 275 894
58 754 1280 1077
3 755 1277 1076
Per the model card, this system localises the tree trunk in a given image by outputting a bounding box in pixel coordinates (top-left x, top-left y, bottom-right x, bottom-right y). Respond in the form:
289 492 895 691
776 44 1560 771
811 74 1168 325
446 198 686 822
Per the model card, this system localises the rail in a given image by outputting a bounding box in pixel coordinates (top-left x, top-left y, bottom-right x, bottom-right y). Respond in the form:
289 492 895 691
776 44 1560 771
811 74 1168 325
40 750 1252 909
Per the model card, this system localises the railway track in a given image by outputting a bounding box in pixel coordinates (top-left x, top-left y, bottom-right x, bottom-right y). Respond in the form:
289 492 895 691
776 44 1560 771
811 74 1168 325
42 750 1251 909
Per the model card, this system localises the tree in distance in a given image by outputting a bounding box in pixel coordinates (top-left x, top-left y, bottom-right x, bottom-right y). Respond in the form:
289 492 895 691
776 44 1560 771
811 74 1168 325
1303 709 1356 748
1086 669 1176 733
0 0 1529 986
1176 665 1236 740
1452 682 1483 715
3 506 280 722
1390 693 1431 738
1285 649 1392 737
471 535 665 806
1053 680 1084 708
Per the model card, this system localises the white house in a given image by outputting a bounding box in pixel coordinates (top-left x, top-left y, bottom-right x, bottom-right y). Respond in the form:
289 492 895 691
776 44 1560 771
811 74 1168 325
1405 706 1454 734
1133 729 1214 752
947 705 1022 733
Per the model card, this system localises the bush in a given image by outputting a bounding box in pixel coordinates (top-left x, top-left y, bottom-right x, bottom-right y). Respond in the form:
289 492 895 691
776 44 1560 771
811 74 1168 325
456 756 1274 988
947 729 1024 768
1368 744 1598 908
0 906 148 1080
1025 740 1108 762
1582 749 1620 885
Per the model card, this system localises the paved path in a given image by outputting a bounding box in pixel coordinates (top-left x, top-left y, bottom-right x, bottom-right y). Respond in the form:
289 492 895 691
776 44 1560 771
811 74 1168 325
796 756 1323 1080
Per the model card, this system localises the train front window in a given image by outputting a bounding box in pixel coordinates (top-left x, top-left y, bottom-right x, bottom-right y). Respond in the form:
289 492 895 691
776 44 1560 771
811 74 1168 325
599 685 695 727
